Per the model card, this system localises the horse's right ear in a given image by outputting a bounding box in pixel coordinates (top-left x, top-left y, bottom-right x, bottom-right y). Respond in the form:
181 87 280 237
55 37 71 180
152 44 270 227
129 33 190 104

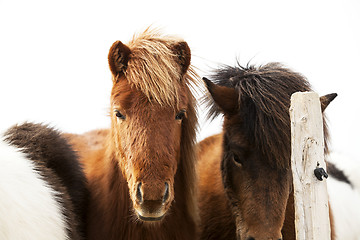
320 93 337 112
203 77 238 114
108 41 131 79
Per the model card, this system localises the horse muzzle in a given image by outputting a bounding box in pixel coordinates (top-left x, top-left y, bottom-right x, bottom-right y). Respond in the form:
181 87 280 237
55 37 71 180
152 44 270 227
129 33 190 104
133 181 171 222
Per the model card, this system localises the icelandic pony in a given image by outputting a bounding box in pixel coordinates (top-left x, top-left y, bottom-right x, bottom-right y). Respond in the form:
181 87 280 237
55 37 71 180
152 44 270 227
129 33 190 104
64 29 200 240
0 122 88 240
197 63 337 240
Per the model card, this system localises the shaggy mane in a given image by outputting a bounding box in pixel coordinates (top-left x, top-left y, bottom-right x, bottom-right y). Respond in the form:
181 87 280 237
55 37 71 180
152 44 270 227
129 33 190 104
204 62 329 169
124 28 198 106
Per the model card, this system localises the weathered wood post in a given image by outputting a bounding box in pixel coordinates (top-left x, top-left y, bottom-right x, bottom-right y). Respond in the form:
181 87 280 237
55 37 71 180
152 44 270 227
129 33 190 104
289 92 331 240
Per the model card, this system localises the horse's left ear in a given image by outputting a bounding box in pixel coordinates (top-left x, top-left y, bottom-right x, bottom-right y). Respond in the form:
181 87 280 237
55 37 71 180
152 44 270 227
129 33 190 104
320 93 337 112
172 41 191 75
108 41 131 80
203 77 238 115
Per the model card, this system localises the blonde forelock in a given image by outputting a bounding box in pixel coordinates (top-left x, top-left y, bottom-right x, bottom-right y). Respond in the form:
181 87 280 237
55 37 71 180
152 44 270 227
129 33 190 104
123 28 193 106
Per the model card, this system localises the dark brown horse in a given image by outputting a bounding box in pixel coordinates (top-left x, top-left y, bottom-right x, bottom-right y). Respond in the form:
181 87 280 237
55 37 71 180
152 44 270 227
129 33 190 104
1 122 88 240
64 29 200 240
197 63 337 240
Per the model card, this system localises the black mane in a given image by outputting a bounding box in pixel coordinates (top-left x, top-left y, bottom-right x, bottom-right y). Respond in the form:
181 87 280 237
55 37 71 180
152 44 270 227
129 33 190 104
203 62 330 169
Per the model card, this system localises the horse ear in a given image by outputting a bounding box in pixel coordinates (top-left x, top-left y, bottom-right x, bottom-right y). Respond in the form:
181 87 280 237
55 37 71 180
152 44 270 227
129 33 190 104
320 93 337 112
172 41 191 74
108 41 131 78
203 77 238 114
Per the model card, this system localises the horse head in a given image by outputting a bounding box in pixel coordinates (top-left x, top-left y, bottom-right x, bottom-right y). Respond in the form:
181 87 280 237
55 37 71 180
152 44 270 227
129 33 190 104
203 63 336 240
107 29 197 222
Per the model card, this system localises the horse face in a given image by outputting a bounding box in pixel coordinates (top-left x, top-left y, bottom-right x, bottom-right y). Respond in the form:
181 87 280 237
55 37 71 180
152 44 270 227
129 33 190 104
107 37 193 222
110 81 189 221
204 79 291 240
221 122 291 240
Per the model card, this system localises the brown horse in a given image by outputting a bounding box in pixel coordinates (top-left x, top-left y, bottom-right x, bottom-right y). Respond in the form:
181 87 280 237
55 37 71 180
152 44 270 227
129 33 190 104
197 63 337 240
64 29 200 240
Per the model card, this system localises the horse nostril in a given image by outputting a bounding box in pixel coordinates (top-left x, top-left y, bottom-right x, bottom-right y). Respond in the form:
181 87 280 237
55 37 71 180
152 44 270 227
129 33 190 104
246 237 255 240
163 182 169 203
136 182 143 203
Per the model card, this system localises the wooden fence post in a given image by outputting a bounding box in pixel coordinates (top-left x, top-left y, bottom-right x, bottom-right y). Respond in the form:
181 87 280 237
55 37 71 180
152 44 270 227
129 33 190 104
290 92 331 240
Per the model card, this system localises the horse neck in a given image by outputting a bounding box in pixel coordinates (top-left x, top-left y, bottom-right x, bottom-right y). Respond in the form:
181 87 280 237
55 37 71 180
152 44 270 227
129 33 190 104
281 190 295 239
86 145 132 239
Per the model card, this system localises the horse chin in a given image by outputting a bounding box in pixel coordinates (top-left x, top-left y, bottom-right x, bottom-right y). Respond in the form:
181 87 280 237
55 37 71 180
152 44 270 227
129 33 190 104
134 207 167 223
137 214 165 222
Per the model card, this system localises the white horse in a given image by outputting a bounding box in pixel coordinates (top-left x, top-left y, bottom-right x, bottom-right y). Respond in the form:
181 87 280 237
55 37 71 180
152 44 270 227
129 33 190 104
328 152 360 240
0 123 87 240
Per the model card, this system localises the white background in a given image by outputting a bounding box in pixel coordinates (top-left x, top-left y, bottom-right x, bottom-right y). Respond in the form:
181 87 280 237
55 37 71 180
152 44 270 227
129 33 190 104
0 0 359 158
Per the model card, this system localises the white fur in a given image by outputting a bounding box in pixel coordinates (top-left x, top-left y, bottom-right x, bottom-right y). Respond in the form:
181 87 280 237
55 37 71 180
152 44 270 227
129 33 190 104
328 152 360 240
328 178 360 240
0 139 68 240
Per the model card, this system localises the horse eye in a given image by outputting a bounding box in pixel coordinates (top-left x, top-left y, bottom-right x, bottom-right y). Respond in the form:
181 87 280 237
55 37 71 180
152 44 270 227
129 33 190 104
233 154 243 166
114 110 126 120
175 110 186 120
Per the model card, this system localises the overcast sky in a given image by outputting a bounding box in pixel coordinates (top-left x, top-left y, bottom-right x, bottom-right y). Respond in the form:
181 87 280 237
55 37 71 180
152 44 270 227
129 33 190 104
0 0 359 158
